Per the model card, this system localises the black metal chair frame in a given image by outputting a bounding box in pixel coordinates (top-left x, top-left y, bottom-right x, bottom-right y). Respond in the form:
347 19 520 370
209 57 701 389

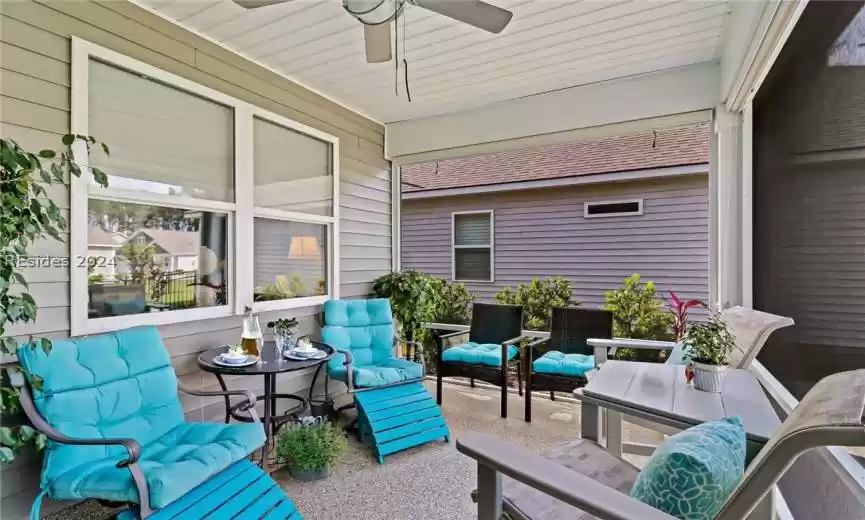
523 307 614 423
435 303 526 419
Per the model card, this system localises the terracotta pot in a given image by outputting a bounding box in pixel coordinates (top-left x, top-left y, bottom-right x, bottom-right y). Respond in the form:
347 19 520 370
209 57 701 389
691 361 727 393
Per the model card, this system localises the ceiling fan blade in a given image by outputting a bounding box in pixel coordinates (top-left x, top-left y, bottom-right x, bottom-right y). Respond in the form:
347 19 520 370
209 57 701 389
411 0 512 33
233 0 291 8
364 23 392 63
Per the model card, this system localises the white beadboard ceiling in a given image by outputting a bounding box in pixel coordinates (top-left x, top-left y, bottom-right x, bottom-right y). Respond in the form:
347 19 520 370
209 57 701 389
137 0 730 123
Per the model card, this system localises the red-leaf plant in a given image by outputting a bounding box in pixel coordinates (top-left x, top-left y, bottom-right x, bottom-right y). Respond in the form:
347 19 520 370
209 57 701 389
665 290 706 341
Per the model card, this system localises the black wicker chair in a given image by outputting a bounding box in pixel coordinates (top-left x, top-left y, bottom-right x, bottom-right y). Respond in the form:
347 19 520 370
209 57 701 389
523 307 613 422
436 302 525 418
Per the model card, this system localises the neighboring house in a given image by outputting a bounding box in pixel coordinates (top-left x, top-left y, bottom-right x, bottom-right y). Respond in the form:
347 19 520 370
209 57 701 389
400 124 710 309
86 228 126 279
123 229 200 272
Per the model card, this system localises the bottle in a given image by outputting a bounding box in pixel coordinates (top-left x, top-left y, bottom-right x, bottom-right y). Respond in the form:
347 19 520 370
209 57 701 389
240 306 262 357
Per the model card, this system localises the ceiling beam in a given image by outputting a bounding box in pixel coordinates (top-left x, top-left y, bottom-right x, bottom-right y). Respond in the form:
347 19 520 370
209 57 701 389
385 61 720 162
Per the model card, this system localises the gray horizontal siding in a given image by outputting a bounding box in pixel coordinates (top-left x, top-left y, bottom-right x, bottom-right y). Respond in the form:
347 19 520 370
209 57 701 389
0 1 390 513
401 175 709 309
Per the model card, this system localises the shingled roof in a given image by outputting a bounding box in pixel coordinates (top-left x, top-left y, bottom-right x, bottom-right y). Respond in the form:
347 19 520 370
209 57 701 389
401 123 709 192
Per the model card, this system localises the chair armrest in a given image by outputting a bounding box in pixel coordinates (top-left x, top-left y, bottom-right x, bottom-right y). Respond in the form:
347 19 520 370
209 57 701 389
502 335 528 347
458 432 677 520
523 337 549 350
439 330 471 341
18 383 153 515
177 383 260 423
337 349 354 392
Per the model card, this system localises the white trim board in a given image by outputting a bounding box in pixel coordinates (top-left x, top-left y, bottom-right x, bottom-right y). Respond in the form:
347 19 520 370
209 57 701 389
386 63 719 161
403 164 708 200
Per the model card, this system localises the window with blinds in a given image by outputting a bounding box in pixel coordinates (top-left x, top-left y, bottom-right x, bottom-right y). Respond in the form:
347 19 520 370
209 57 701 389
453 211 493 281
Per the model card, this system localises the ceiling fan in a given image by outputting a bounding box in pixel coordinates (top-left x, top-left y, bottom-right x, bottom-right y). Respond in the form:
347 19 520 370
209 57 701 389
233 0 513 64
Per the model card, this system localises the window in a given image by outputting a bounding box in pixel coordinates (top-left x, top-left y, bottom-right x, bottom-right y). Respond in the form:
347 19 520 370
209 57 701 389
70 39 339 335
583 199 643 218
452 211 493 282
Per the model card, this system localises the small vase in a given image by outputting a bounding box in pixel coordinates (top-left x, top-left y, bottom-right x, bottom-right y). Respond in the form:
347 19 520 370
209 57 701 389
691 362 727 393
274 324 299 355
289 464 330 482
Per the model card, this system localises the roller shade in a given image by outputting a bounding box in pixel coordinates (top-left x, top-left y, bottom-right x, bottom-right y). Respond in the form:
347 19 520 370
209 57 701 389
454 213 491 246
88 59 234 202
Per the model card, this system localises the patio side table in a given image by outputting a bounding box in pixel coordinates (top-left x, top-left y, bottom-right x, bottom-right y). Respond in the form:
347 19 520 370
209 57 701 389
198 341 334 470
576 360 781 458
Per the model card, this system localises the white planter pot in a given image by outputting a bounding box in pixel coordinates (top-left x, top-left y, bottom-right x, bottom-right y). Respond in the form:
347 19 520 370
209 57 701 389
691 362 727 393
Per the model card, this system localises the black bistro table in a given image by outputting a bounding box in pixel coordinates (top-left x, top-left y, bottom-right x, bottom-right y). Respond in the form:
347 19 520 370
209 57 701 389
198 341 334 468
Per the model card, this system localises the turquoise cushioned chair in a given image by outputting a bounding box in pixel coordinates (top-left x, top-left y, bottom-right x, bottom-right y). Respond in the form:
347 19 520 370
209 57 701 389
322 299 449 463
15 326 294 518
436 302 525 419
523 307 614 422
322 298 424 389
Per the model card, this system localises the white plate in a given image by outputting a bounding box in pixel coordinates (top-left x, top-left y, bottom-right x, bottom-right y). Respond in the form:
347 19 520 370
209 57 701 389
284 349 326 361
212 354 259 367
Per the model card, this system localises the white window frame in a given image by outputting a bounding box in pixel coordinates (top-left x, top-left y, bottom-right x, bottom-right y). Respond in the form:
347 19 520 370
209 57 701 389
69 38 339 336
583 198 644 218
451 210 494 283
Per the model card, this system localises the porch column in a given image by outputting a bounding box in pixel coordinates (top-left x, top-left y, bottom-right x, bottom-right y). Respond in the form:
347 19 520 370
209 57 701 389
712 106 744 310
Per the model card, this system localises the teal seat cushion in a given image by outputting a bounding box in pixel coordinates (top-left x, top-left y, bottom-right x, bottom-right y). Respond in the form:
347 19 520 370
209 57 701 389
442 342 518 367
630 416 747 520
16 326 266 509
330 357 424 388
47 422 265 508
16 326 185 487
532 351 594 377
323 299 396 375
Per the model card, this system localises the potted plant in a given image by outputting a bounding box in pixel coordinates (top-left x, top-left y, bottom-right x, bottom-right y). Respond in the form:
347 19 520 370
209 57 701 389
682 313 736 392
267 316 299 352
276 419 347 481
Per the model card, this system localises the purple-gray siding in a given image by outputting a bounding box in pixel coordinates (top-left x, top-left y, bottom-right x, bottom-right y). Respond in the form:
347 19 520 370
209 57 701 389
401 174 709 308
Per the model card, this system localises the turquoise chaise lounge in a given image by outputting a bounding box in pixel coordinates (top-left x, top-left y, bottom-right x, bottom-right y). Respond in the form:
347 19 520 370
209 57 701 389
322 298 449 463
16 326 301 519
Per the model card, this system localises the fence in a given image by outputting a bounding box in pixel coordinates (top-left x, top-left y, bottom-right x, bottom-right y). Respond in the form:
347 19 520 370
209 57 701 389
115 269 199 310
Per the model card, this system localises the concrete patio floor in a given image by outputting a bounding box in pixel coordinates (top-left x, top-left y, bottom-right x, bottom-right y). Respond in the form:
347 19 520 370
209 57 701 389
275 380 664 520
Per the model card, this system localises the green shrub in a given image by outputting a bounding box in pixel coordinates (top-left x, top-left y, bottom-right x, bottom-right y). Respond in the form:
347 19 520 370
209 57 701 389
373 270 438 342
276 420 347 472
603 273 675 362
429 278 475 325
495 277 577 331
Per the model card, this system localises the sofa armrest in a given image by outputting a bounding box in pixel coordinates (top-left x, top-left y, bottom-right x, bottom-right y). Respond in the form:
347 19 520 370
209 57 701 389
18 383 153 515
457 432 678 520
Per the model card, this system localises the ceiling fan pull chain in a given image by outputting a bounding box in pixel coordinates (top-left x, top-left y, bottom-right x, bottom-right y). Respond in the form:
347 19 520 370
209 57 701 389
402 9 411 102
394 0 400 97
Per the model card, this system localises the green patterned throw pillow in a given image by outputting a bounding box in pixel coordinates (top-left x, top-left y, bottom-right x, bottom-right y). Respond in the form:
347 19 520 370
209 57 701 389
630 416 746 520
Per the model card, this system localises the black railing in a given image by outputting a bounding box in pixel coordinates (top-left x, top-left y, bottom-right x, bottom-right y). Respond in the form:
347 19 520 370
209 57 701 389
115 270 199 310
